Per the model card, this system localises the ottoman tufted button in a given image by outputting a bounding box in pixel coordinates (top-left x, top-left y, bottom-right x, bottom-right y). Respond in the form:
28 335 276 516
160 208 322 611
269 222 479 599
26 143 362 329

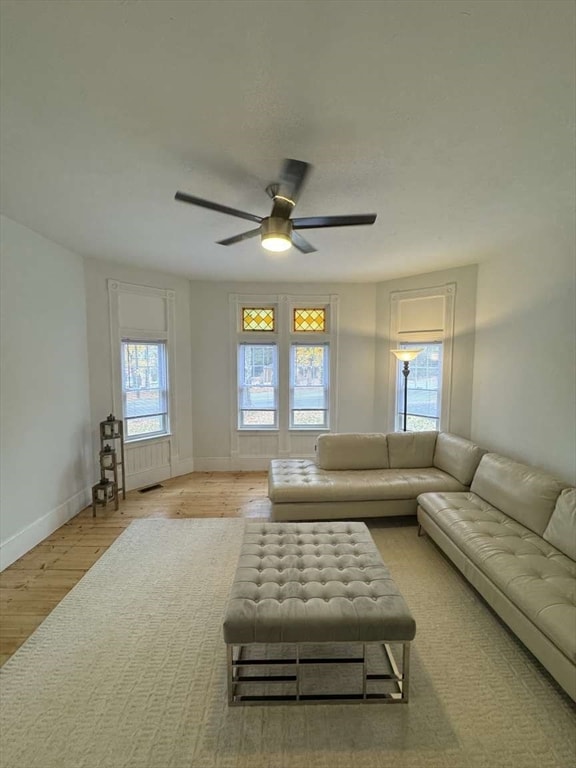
324 598 330 603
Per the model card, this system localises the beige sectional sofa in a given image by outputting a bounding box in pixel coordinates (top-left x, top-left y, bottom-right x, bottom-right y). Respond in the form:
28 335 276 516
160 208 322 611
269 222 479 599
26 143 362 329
269 431 484 521
417 454 575 701
268 431 576 701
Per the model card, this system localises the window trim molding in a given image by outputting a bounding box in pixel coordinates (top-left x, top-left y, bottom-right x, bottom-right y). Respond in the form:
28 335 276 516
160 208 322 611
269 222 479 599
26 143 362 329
387 283 455 433
229 292 339 457
108 280 176 447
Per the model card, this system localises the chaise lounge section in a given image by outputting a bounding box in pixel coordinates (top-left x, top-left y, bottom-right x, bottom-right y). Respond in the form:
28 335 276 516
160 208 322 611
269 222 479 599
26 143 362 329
417 453 576 702
269 431 484 521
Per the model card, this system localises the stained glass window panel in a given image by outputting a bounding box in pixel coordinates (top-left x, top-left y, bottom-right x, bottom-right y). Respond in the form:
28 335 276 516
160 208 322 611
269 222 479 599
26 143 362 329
293 308 326 332
242 308 275 332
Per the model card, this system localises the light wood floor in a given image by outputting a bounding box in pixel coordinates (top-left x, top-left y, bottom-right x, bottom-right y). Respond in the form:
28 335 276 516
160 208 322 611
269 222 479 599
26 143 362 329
0 471 271 666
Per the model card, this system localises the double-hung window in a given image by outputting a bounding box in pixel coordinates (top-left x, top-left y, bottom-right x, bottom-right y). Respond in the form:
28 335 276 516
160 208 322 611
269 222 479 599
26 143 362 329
238 342 278 428
395 342 443 432
235 299 335 432
389 283 455 432
121 340 169 439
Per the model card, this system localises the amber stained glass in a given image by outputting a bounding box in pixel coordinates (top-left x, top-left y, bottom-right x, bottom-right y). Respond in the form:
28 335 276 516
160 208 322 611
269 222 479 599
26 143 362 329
293 308 326 332
242 308 275 332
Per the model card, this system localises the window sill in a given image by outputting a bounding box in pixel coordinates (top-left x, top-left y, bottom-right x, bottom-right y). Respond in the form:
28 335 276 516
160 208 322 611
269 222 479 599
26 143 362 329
124 433 172 445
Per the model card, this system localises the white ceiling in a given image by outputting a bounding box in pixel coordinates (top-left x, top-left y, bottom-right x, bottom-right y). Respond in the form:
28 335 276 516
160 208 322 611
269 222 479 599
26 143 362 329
1 0 574 283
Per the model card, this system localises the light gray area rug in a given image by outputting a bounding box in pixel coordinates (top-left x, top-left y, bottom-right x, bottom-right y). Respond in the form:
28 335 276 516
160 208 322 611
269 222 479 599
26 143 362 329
1 518 574 768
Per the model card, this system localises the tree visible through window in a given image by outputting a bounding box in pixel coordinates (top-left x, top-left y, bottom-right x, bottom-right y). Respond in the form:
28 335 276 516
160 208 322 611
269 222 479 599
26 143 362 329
121 341 169 439
238 344 277 427
236 301 334 431
290 344 329 427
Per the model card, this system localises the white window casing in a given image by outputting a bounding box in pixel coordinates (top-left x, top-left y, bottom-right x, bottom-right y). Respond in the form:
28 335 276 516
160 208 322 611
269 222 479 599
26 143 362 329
230 293 339 459
388 283 455 433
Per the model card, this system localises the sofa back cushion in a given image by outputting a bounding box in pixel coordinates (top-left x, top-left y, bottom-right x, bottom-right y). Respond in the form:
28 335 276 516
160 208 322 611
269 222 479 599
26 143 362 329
316 433 389 470
471 453 567 535
387 431 437 469
433 433 484 486
543 488 576 560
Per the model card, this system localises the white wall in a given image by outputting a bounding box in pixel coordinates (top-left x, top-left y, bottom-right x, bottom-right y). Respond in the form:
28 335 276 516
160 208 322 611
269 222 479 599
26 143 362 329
0 216 92 569
471 240 576 484
83 258 194 488
189 281 377 468
374 265 478 437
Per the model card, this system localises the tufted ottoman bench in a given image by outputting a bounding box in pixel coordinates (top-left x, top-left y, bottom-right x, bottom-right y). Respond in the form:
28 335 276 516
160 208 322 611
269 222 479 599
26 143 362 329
223 521 416 704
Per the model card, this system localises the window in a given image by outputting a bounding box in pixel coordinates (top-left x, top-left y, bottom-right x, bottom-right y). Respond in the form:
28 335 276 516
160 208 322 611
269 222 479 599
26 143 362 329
121 341 169 439
395 342 442 431
389 283 455 432
234 296 336 432
238 343 278 428
290 344 329 428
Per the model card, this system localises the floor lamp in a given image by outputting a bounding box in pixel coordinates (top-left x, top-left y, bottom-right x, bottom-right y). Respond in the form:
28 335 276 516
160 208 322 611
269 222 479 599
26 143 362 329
391 348 424 431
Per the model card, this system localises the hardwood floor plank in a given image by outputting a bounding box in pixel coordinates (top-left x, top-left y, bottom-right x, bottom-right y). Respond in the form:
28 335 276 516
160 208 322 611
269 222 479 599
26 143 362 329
0 471 271 664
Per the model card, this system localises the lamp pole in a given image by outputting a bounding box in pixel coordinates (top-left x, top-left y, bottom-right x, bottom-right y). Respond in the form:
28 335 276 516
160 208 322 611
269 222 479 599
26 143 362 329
401 360 410 432
390 349 424 432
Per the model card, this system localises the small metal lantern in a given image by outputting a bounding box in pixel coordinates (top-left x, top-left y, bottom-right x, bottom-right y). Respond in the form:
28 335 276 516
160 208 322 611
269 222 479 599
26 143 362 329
91 478 119 516
100 414 121 441
100 444 117 471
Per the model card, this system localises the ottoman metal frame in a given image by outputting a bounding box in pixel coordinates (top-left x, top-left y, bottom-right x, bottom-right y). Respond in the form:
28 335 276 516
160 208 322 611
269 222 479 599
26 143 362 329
223 522 416 705
227 639 410 705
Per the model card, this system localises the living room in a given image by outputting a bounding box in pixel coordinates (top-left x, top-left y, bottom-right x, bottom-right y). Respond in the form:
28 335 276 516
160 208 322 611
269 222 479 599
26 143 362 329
0 1 574 767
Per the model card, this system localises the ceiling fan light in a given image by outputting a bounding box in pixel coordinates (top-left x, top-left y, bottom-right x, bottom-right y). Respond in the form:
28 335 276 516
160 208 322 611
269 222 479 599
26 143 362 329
261 217 293 252
262 235 292 252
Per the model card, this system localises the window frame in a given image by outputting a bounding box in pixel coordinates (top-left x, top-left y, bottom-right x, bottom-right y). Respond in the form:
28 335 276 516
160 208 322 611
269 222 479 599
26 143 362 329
108 280 176 447
237 341 279 430
289 341 330 430
388 284 456 433
230 294 339 437
394 340 443 433
121 339 170 441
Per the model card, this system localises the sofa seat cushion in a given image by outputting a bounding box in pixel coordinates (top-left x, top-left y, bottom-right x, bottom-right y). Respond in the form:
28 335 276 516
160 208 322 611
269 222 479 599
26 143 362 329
418 492 576 661
269 459 467 504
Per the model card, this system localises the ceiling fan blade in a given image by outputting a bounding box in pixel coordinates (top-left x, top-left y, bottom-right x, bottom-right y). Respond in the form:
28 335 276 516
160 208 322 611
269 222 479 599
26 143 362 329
278 159 311 204
291 231 317 254
217 228 262 246
175 191 263 224
292 213 377 229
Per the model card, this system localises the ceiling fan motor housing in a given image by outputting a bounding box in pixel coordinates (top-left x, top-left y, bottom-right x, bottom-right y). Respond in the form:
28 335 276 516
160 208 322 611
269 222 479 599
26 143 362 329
261 217 293 239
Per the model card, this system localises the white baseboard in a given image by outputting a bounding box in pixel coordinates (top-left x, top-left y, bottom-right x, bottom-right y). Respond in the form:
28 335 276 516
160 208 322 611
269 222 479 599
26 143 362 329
194 456 307 472
173 457 194 478
125 465 172 492
0 487 91 571
125 457 195 492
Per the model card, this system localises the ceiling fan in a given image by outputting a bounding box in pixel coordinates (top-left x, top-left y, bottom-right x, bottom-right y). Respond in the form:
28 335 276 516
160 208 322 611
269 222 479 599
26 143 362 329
175 159 377 254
